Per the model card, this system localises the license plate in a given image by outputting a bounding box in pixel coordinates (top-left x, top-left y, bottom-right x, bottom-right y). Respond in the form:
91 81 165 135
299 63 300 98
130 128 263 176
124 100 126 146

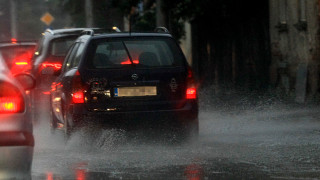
114 86 157 97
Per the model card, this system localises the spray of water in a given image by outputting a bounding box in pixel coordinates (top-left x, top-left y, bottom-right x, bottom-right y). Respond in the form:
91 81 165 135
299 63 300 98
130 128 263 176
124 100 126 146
31 87 320 179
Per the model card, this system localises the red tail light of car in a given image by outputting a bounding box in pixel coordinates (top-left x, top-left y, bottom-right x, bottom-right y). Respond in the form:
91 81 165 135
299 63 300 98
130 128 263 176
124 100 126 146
42 62 62 71
15 61 28 66
121 59 139 65
11 38 17 44
0 97 23 113
72 91 84 104
0 82 25 113
71 70 85 104
10 52 33 74
186 67 197 100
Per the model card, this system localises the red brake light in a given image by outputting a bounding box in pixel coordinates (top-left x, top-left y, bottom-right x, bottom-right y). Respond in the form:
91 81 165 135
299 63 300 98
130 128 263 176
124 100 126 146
121 59 139 65
71 70 85 104
15 62 28 66
42 63 62 70
0 82 25 113
0 97 24 113
72 91 84 104
186 67 197 99
186 88 197 99
11 38 17 44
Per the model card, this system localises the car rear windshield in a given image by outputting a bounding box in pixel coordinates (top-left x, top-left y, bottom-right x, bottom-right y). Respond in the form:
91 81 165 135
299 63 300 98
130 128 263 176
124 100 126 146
50 37 77 56
87 37 186 69
0 45 35 69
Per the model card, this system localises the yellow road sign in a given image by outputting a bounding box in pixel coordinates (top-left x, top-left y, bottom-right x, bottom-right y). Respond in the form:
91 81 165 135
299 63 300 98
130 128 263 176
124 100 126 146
41 12 54 26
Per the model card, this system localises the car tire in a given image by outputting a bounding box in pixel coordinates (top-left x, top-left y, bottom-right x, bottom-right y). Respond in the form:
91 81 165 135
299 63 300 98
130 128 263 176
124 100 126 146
49 95 58 132
62 103 83 141
62 102 72 141
50 106 59 133
185 118 199 142
175 118 199 143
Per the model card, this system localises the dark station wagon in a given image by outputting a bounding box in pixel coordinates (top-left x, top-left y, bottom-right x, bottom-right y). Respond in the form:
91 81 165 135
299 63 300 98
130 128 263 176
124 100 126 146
48 28 199 141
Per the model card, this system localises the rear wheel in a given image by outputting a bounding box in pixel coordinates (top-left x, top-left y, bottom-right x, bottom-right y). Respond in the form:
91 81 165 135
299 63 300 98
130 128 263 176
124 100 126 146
62 103 83 141
49 95 58 133
185 118 199 142
50 107 59 133
62 102 73 141
176 118 199 143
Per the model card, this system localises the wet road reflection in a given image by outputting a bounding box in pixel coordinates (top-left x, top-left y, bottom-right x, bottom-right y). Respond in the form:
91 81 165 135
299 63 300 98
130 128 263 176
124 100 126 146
31 97 320 180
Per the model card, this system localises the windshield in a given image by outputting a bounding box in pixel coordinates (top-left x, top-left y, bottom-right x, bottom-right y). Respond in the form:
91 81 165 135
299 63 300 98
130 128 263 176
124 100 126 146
0 45 35 69
87 37 185 69
50 37 77 56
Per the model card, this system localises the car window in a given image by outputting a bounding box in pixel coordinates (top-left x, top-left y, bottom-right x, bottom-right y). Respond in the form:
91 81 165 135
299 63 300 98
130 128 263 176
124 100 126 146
70 43 85 68
64 43 79 72
0 53 8 72
0 45 35 69
34 36 45 57
50 37 78 56
87 37 185 69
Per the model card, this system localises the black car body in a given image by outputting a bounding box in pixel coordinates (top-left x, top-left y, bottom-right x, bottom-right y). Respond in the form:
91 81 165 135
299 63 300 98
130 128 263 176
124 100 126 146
50 29 199 140
0 53 35 179
0 41 36 75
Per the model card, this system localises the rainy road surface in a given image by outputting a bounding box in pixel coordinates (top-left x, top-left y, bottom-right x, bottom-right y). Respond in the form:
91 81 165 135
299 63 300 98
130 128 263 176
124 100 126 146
30 94 320 180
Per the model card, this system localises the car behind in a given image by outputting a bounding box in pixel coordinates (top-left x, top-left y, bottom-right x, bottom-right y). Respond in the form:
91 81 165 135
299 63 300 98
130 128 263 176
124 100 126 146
0 40 36 75
0 53 35 179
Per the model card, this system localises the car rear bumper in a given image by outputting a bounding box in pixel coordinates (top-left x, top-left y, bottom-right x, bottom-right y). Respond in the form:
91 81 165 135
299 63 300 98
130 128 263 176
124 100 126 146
68 100 198 128
0 132 34 146
0 113 33 134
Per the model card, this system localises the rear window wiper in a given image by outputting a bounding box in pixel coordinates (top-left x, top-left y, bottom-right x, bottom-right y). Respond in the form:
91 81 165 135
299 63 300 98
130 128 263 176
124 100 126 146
121 41 135 66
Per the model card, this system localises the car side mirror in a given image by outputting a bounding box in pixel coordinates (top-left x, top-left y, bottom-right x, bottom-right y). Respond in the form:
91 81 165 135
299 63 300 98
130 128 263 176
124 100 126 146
14 73 36 90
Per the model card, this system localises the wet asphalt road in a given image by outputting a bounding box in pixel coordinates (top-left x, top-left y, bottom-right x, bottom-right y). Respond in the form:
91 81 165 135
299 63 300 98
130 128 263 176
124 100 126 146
30 94 320 180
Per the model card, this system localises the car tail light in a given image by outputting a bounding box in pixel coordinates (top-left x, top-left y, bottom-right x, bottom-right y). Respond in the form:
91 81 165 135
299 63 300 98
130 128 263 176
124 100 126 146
72 91 84 104
15 61 28 66
10 52 33 74
0 82 24 113
0 97 23 113
42 62 62 71
186 67 197 100
11 38 17 44
71 70 85 104
186 88 197 99
121 59 139 65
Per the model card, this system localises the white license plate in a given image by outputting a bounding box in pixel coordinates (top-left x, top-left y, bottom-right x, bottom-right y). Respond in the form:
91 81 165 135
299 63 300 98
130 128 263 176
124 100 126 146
114 86 157 97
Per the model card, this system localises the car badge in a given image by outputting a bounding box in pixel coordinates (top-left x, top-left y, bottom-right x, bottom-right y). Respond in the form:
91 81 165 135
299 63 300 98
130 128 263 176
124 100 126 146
131 74 139 80
170 78 178 92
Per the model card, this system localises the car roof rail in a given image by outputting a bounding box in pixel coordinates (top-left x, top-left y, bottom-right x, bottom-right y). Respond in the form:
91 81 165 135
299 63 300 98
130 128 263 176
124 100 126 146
45 29 54 35
80 27 121 36
81 29 94 36
154 27 170 33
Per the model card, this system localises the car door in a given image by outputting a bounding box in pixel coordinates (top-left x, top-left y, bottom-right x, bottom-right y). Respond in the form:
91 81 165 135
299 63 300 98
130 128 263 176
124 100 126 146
51 42 81 122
